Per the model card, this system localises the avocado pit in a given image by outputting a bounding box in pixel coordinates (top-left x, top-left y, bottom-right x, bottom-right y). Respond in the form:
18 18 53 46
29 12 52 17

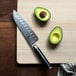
40 11 47 18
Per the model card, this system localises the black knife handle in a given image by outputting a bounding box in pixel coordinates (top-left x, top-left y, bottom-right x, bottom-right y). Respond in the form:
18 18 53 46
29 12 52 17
33 44 52 69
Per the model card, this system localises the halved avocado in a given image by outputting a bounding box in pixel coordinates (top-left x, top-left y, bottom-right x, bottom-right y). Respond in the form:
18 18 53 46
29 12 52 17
34 7 51 22
49 26 63 45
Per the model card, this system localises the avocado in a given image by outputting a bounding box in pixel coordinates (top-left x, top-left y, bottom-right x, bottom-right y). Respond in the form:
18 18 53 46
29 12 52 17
34 7 51 22
49 26 63 45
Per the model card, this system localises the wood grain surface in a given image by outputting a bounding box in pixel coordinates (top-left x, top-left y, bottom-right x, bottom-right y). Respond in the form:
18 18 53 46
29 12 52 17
0 0 17 21
17 0 76 64
0 0 58 76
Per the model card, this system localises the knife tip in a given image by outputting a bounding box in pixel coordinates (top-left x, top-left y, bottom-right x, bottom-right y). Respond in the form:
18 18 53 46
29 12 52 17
13 9 16 13
13 10 17 13
12 10 17 20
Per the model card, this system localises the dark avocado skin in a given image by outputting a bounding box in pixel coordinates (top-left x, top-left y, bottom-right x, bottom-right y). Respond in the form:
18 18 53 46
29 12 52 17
49 26 63 45
34 7 51 22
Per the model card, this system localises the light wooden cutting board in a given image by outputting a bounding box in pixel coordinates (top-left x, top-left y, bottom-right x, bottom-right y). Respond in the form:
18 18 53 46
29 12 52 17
17 0 76 64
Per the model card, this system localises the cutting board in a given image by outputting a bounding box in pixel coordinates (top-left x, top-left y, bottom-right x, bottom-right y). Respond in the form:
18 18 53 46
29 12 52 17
17 0 76 64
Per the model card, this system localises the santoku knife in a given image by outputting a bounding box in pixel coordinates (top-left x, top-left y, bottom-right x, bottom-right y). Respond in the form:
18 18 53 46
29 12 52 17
13 10 52 69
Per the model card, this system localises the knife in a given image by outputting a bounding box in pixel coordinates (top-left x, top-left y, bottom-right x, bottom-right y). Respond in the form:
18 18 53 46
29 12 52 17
13 10 52 69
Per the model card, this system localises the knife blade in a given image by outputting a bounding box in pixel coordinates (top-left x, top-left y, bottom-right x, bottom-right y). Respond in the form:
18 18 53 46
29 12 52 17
13 10 52 69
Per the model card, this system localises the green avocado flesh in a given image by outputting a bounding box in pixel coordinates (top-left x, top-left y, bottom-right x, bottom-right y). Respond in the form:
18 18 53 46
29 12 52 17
34 7 51 22
49 26 63 45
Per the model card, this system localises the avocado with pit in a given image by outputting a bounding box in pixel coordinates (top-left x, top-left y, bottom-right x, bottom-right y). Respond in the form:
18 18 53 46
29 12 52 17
34 7 51 22
49 26 63 45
